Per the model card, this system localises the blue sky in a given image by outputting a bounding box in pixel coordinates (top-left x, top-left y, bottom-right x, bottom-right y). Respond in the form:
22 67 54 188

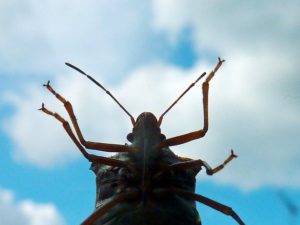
0 1 300 225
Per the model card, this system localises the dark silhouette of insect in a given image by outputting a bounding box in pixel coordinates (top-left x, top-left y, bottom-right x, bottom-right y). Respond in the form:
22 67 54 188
40 58 245 225
278 191 298 225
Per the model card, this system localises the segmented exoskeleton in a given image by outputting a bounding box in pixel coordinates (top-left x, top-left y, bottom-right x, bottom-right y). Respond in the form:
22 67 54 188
40 58 245 225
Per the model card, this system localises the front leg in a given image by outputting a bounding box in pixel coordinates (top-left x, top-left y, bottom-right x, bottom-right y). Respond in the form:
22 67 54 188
39 103 128 168
43 81 130 153
160 58 225 147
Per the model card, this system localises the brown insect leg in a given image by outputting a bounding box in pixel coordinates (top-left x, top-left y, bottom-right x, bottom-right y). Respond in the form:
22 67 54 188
80 192 135 225
171 188 245 225
204 149 238 175
43 81 130 153
39 103 128 168
159 58 225 147
153 150 237 181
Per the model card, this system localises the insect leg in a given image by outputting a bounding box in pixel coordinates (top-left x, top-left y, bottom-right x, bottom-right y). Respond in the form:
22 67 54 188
160 58 225 147
153 150 237 181
171 188 245 225
42 81 130 153
39 103 128 168
203 149 237 175
80 192 137 225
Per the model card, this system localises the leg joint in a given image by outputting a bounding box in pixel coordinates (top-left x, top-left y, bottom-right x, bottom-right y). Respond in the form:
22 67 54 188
62 120 69 128
224 207 233 215
202 82 209 90
64 101 71 107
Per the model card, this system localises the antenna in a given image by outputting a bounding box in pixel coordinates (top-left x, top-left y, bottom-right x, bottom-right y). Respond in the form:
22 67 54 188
158 72 206 126
65 62 135 125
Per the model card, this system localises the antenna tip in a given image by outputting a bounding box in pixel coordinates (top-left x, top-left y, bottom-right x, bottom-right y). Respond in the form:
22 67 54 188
64 62 87 75
196 72 206 82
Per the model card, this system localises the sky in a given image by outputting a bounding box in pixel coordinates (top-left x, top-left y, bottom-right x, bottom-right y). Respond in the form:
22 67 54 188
0 0 300 224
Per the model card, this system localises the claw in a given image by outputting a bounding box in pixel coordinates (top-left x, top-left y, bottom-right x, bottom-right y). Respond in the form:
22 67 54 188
218 57 225 63
231 149 238 158
43 80 50 87
38 103 45 110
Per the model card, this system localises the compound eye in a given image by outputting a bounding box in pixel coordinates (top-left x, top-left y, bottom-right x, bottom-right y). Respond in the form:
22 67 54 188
160 134 166 141
127 133 134 143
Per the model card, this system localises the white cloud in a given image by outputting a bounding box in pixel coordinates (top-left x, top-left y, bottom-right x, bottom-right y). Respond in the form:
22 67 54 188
3 82 76 168
0 188 65 225
152 0 300 56
0 0 152 78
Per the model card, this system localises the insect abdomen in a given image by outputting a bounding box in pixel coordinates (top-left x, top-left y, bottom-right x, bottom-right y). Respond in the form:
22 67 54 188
90 149 201 225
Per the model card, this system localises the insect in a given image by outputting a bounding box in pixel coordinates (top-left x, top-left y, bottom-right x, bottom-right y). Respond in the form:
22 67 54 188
40 58 245 225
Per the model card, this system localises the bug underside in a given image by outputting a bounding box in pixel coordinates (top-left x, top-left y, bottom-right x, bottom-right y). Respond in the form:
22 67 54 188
90 148 201 225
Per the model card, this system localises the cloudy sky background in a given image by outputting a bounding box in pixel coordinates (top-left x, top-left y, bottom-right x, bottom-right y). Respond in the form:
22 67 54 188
0 0 300 224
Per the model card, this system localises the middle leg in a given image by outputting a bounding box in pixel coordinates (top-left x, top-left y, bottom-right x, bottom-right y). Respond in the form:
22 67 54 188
152 150 237 182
